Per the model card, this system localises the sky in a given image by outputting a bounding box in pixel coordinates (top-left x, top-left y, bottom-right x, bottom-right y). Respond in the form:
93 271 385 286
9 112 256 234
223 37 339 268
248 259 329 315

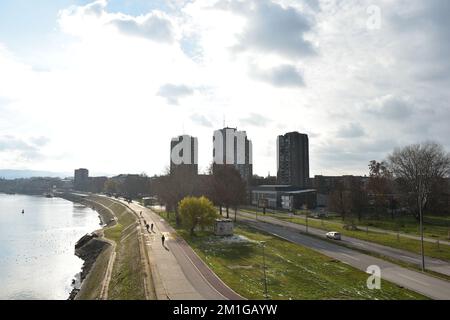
0 0 449 177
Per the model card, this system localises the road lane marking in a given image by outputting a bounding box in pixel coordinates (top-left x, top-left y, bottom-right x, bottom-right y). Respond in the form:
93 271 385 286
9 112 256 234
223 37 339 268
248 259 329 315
396 273 429 287
401 255 420 263
341 253 360 261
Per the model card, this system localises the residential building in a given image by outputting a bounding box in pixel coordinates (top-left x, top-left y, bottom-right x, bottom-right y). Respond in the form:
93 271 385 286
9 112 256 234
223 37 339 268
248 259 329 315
170 135 198 177
277 132 309 188
74 168 89 191
213 127 253 183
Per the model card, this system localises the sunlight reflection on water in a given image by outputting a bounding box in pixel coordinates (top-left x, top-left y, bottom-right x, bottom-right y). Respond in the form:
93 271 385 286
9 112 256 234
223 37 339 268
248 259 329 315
0 194 100 300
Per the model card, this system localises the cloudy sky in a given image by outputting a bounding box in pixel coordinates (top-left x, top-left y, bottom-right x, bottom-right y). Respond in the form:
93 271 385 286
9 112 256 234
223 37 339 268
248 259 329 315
0 0 449 177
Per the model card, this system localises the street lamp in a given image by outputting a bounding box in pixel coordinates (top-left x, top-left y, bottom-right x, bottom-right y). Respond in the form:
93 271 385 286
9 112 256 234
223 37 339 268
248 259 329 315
419 196 425 272
259 241 269 299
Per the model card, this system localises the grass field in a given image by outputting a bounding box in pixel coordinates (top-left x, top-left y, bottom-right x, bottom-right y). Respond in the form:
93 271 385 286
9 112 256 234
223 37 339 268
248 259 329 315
91 197 147 300
76 245 113 300
156 209 426 300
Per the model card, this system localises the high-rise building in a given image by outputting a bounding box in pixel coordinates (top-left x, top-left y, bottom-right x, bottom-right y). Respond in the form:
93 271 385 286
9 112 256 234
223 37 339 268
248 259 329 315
277 132 309 188
213 127 253 183
74 168 89 191
170 135 198 176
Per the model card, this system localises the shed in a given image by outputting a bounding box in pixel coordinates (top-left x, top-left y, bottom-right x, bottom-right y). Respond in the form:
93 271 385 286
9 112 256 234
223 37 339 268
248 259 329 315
214 219 234 236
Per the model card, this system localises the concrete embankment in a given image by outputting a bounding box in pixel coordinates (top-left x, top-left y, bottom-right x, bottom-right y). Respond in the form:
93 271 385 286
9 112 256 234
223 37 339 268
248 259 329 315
60 193 154 300
59 193 117 300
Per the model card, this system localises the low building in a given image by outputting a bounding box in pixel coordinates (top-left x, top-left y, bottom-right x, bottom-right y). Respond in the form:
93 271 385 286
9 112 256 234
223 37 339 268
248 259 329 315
251 185 317 210
214 219 234 236
142 196 157 206
280 189 317 210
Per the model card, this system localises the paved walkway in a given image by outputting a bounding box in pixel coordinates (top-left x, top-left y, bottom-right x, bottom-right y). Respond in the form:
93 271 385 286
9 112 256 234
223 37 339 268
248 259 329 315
119 200 243 300
238 210 450 277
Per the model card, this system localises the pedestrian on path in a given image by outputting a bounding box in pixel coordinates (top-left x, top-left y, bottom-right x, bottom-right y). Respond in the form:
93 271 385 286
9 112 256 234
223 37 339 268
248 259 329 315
151 223 154 232
161 234 165 246
140 211 143 218
146 224 150 232
144 219 147 225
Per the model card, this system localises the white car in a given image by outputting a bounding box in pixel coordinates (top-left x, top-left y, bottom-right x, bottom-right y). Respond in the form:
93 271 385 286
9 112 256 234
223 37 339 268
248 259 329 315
326 231 341 240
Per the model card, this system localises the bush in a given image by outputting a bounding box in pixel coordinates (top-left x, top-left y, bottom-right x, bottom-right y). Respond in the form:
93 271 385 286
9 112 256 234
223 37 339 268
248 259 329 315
178 196 218 235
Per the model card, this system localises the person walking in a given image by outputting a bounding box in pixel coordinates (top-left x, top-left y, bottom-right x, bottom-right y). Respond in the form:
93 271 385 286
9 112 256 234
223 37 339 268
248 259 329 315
151 223 154 232
146 224 150 232
161 234 165 246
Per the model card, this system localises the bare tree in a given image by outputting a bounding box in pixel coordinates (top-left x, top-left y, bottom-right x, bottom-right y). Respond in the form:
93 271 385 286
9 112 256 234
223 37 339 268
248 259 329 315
368 160 393 218
329 181 349 221
153 167 197 227
388 142 450 271
211 164 247 219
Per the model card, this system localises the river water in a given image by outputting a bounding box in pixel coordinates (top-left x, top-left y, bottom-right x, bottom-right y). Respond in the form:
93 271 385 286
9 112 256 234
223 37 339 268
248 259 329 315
0 193 100 299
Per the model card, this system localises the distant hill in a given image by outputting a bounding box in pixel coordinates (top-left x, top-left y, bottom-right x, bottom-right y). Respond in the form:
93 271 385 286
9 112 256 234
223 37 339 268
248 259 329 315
0 170 72 179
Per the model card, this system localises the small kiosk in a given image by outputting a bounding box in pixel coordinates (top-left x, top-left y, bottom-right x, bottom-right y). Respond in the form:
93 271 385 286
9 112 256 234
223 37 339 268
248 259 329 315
214 219 234 236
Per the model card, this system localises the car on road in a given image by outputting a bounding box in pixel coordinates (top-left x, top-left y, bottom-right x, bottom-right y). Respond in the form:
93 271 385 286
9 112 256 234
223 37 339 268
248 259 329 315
326 231 341 240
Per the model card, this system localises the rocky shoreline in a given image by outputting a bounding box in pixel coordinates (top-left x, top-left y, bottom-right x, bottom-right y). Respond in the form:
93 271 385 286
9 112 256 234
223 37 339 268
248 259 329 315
68 233 110 300
59 194 116 300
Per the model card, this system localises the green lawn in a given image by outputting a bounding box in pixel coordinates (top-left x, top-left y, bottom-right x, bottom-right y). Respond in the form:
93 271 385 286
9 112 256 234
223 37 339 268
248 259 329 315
358 216 450 240
157 210 426 300
93 197 147 300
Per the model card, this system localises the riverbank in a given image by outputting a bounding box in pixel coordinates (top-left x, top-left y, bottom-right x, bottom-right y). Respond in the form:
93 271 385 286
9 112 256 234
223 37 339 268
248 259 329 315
60 194 153 300
58 193 117 300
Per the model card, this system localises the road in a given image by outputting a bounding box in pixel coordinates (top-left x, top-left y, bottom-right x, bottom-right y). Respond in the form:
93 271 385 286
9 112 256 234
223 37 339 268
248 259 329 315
235 213 450 300
266 210 450 246
238 210 450 277
117 199 243 300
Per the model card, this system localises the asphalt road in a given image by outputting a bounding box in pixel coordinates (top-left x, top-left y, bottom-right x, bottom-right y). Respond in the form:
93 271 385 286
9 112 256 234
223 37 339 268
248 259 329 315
237 210 450 277
275 211 450 246
236 212 450 300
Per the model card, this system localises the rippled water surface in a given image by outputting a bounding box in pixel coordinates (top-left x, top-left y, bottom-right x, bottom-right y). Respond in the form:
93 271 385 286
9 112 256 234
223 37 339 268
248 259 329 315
0 193 100 299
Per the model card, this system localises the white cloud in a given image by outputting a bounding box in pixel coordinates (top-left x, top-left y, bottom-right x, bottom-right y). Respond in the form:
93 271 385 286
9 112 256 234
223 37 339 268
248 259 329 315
157 84 195 105
0 0 449 177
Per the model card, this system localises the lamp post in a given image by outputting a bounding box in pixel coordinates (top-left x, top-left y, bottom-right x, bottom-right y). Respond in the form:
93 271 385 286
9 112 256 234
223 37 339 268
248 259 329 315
419 201 425 271
260 241 268 299
305 211 309 234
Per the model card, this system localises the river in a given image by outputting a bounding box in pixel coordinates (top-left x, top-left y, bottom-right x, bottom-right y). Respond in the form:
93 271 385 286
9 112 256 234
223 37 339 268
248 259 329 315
0 193 100 299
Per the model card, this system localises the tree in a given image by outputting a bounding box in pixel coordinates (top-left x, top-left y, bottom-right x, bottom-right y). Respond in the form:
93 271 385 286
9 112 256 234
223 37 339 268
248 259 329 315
388 142 450 270
211 165 247 219
329 177 367 227
368 160 393 218
104 179 118 194
153 167 197 227
178 196 218 236
348 177 367 222
329 181 348 221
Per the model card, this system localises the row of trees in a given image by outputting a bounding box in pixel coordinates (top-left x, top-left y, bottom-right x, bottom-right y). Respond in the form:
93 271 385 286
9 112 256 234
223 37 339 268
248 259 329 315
103 174 152 199
329 142 450 223
153 164 247 227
